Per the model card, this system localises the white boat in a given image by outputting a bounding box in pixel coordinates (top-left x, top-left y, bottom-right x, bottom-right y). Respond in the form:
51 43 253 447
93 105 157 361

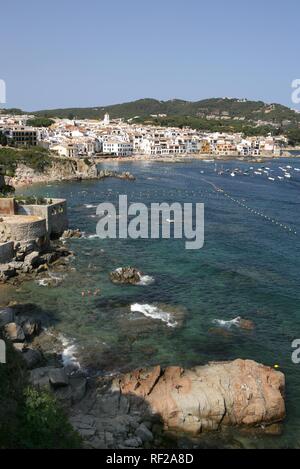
294 168 300 172
230 172 235 177
278 176 284 180
254 171 262 175
268 177 275 181
284 173 291 179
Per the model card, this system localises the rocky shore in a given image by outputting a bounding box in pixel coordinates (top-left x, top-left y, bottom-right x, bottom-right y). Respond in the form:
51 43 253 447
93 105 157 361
0 302 286 449
0 238 74 284
5 157 135 187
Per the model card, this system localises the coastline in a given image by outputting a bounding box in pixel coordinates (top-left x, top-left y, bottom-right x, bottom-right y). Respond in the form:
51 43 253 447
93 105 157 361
7 151 299 189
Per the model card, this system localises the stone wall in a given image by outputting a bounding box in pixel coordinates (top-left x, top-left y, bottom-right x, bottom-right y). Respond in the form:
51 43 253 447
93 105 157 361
0 216 47 243
17 199 68 237
0 241 14 263
0 198 16 215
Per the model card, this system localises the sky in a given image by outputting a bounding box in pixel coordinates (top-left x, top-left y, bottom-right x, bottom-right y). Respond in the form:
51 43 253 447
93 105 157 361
1 0 300 111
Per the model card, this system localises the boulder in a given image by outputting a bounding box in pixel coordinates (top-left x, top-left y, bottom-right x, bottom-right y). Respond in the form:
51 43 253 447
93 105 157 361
135 423 154 442
24 251 42 268
22 348 43 369
69 376 87 402
49 368 69 388
20 318 42 340
13 342 27 352
109 267 142 285
0 307 15 327
62 229 82 239
30 366 57 390
0 264 16 280
112 360 285 435
4 322 25 342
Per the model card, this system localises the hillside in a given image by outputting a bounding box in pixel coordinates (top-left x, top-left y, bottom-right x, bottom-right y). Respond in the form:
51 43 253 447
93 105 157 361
28 97 300 125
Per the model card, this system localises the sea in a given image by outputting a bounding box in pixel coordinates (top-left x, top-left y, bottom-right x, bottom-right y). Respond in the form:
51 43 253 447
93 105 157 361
2 156 300 448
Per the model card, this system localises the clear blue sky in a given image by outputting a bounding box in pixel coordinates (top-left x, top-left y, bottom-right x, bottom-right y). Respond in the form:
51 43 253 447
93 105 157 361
1 0 299 110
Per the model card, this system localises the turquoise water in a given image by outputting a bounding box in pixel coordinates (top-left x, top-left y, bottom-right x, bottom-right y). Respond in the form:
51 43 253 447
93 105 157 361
6 158 300 448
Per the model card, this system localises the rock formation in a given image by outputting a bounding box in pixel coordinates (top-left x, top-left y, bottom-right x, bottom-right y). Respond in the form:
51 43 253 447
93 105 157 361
111 360 285 434
109 267 143 285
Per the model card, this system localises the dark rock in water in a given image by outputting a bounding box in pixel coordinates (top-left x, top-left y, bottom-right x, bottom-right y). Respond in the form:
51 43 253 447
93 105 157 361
0 307 15 327
109 267 142 285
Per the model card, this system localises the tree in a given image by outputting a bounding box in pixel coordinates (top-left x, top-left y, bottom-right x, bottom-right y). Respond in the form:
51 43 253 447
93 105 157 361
0 131 8 146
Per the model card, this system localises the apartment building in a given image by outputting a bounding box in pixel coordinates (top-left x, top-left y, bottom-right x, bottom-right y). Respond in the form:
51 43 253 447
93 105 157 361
102 140 133 157
5 126 37 146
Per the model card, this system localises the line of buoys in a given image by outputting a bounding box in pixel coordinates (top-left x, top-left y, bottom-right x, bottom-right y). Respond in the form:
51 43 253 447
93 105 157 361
199 177 297 235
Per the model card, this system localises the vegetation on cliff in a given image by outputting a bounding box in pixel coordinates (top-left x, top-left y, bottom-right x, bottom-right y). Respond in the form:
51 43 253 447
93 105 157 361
0 333 81 449
0 147 51 176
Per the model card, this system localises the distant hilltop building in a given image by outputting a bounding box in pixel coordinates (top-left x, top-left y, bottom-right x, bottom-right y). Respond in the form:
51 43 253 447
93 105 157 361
103 112 110 125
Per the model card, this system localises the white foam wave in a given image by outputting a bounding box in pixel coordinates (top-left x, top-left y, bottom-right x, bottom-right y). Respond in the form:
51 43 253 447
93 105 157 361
36 272 66 287
43 330 80 369
212 317 241 329
138 275 155 286
58 333 80 369
130 303 177 327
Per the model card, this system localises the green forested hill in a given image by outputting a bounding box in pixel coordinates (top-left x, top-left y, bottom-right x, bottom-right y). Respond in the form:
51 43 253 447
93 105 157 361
19 97 300 124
